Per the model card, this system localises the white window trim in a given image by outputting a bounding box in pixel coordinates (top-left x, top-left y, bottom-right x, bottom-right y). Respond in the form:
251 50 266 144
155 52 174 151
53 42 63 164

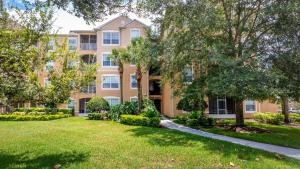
130 28 140 41
130 96 138 102
104 96 120 106
244 100 257 113
101 52 118 68
68 37 78 50
102 30 120 46
130 74 138 89
101 74 120 90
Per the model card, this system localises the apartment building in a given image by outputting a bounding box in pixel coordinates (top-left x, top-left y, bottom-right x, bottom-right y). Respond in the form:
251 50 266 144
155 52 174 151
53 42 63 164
39 15 278 118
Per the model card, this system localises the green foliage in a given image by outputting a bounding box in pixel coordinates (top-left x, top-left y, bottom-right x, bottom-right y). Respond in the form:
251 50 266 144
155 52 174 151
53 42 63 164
177 79 208 112
0 6 53 106
42 38 98 108
13 107 73 115
86 97 110 113
253 112 284 125
108 101 138 121
173 111 214 127
290 113 300 123
186 119 199 127
141 106 160 118
120 115 160 127
173 116 188 124
187 111 201 119
88 112 109 120
0 114 69 121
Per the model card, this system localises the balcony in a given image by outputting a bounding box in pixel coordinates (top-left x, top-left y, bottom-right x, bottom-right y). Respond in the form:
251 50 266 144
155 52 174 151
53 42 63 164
80 43 97 50
149 80 161 96
80 85 96 93
80 35 97 50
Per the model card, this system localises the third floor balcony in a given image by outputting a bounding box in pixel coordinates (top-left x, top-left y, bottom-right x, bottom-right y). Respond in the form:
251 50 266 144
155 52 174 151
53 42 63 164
80 35 97 50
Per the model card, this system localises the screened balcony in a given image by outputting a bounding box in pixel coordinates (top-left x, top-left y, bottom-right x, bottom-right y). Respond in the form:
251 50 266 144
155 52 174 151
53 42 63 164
80 35 97 50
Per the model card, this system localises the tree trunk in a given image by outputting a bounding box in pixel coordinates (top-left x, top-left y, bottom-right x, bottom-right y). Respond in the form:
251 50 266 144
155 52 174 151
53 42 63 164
136 65 143 114
118 63 124 104
282 97 290 124
235 99 244 126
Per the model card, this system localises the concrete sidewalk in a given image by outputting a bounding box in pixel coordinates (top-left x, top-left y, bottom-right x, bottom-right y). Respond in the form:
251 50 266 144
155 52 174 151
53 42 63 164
160 119 300 160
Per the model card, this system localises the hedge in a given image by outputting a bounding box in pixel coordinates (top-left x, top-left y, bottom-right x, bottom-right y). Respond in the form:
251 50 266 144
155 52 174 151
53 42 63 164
120 115 160 127
88 112 109 120
0 114 70 121
13 108 73 115
290 113 300 123
253 112 284 125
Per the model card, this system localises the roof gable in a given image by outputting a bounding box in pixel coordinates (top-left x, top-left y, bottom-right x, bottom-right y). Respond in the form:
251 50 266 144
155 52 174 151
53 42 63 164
95 15 132 30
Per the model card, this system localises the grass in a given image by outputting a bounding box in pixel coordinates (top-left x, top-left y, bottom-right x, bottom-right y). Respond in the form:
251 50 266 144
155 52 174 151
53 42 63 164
201 120 300 149
0 117 299 169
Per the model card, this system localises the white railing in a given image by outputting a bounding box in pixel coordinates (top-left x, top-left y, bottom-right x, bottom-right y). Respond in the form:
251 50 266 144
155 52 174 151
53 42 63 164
80 43 97 50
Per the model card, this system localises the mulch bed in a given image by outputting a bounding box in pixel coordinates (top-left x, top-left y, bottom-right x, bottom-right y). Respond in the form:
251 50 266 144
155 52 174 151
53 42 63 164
217 125 272 134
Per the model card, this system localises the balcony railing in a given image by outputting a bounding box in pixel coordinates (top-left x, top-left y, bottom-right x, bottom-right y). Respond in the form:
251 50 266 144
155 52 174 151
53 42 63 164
80 85 96 93
80 43 97 50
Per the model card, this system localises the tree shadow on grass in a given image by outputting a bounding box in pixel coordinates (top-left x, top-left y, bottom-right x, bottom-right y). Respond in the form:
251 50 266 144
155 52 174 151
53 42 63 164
126 127 295 163
0 150 89 169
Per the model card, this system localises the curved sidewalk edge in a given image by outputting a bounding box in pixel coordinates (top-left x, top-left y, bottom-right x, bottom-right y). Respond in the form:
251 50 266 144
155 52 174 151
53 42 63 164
160 119 300 160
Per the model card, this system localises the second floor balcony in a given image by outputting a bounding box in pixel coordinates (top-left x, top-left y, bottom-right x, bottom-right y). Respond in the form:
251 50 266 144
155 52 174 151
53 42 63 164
80 35 97 50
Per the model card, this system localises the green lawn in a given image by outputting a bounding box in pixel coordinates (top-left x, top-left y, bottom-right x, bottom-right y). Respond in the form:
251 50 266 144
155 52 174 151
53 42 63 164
201 120 300 149
0 117 299 169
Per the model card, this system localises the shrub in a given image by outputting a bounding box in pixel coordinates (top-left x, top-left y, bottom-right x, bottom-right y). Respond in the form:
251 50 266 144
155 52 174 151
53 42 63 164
88 112 109 120
120 115 160 127
290 113 300 123
187 111 201 119
253 112 284 125
0 114 69 121
173 115 188 124
87 97 110 113
142 106 160 118
108 102 137 121
186 119 199 127
13 108 73 115
142 98 155 109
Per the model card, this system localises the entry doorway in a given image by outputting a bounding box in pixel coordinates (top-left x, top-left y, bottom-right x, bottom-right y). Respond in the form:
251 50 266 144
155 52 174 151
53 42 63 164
151 99 162 113
79 98 91 115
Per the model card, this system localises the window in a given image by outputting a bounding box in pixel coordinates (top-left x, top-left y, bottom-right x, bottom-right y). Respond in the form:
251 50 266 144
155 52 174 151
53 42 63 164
245 100 256 112
130 97 138 102
183 66 193 82
48 38 54 51
105 97 120 106
67 99 75 109
103 32 120 45
44 78 50 87
102 75 119 89
217 98 227 114
68 37 77 50
102 53 118 67
130 74 137 89
45 60 55 71
130 29 140 40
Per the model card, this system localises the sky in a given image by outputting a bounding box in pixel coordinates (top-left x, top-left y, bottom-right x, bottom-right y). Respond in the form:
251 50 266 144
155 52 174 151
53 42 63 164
5 0 152 34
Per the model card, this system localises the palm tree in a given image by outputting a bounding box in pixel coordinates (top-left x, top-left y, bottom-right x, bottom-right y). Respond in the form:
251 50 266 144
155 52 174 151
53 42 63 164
110 48 129 104
127 37 154 114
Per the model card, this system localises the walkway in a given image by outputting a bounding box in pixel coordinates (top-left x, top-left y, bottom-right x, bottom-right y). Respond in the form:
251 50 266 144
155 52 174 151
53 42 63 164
160 119 300 160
